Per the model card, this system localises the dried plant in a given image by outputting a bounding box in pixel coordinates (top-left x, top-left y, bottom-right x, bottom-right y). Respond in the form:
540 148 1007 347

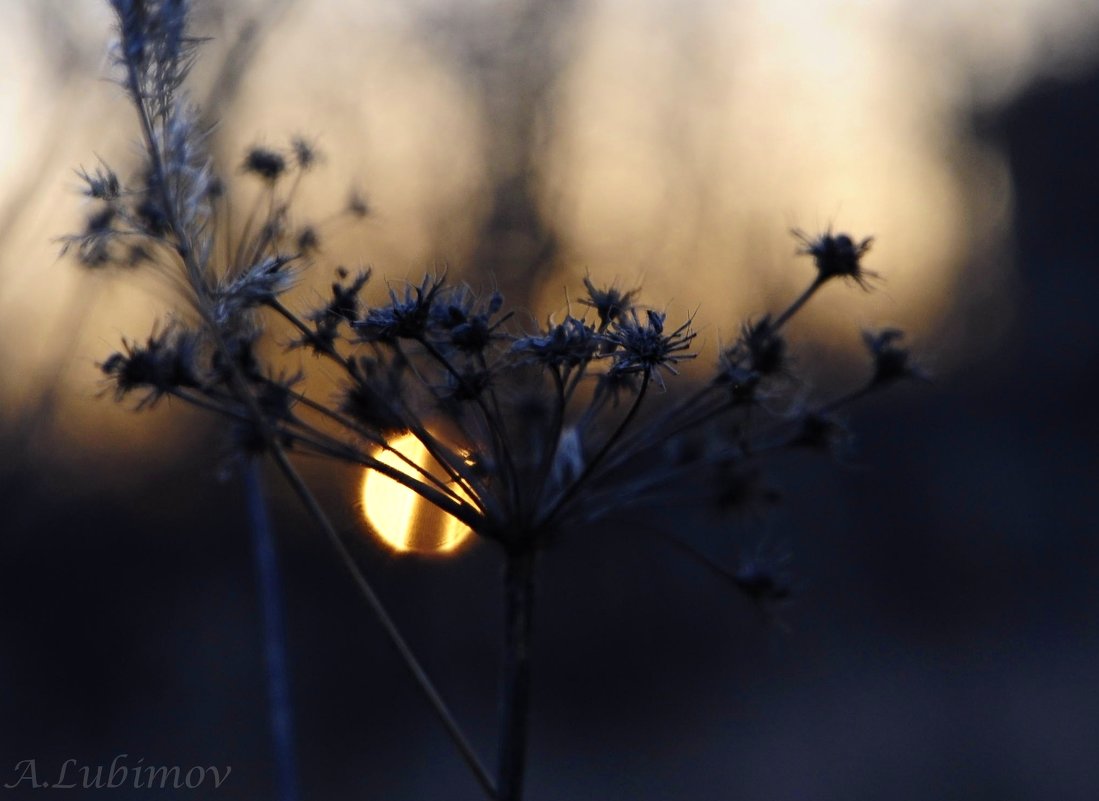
67 2 924 799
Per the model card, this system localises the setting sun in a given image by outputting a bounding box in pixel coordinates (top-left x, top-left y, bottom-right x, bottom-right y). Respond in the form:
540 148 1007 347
360 432 473 554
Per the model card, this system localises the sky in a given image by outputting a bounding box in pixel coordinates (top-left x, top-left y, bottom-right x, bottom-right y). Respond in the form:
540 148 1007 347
2 0 1099 448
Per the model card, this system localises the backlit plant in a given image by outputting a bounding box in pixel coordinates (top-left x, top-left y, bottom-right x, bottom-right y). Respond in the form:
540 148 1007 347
66 2 923 799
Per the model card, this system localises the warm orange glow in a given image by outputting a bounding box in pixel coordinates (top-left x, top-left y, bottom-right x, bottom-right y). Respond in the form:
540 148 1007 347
361 432 473 554
7 0 1099 461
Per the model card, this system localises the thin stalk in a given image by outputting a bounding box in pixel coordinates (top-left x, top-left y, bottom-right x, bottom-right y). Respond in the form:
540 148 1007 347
390 340 493 503
742 382 881 453
561 359 589 406
168 389 481 527
243 183 280 271
659 529 743 586
530 368 567 514
266 298 355 371
416 338 520 506
244 458 300 801
285 423 482 529
286 392 475 508
571 377 607 439
233 183 271 273
265 443 497 799
770 276 824 331
264 304 489 511
603 381 722 469
497 550 536 801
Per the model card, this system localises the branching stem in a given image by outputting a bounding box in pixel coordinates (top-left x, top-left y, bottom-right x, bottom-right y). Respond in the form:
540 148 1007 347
122 59 496 799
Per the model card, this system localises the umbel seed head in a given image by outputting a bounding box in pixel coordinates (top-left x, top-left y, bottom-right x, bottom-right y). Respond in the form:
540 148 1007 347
793 229 876 288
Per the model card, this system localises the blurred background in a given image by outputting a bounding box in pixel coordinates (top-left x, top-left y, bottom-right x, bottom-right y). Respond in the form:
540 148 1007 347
1 0 1098 798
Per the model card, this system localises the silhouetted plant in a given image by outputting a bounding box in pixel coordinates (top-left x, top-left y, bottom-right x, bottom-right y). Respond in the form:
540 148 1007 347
67 2 924 800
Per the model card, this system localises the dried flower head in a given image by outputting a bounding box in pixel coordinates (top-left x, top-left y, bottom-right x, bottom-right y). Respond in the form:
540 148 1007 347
297 267 372 351
793 229 876 288
110 0 197 83
353 274 446 343
213 255 298 326
291 136 320 171
296 226 320 254
737 316 786 376
863 328 926 387
602 308 697 387
581 276 638 329
715 315 788 403
66 205 118 266
242 146 287 182
791 412 851 454
512 315 599 370
100 325 202 407
347 190 371 219
341 357 406 435
76 162 121 200
431 287 509 354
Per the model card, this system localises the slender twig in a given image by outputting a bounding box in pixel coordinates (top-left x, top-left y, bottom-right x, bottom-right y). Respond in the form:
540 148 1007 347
244 458 300 801
266 298 355 371
286 391 475 507
390 339 492 503
417 336 519 507
770 276 824 331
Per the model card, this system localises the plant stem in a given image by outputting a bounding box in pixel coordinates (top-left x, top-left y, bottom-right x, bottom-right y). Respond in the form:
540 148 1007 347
127 89 492 799
770 275 824 331
266 441 498 799
497 549 537 801
244 458 300 801
120 35 497 800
